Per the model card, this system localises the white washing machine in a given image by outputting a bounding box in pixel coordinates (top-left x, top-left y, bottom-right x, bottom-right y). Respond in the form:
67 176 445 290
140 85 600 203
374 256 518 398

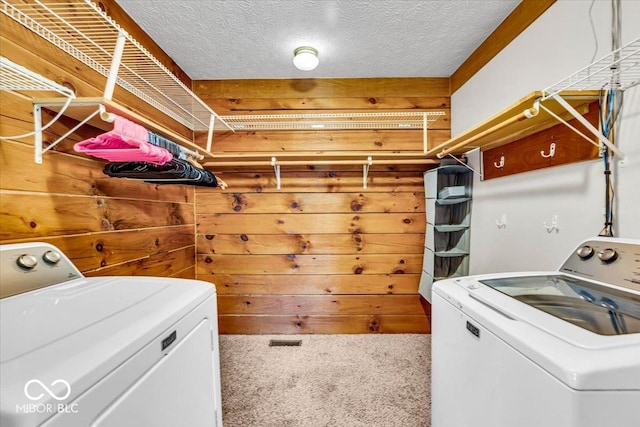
431 237 640 427
0 242 223 427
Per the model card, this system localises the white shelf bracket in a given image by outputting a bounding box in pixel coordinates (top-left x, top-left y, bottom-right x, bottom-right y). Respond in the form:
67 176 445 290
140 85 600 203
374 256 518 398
363 156 373 189
206 114 215 153
104 31 126 100
445 154 483 178
537 100 599 149
546 93 626 160
423 112 428 153
33 105 102 164
34 104 43 164
1 57 76 162
271 156 281 190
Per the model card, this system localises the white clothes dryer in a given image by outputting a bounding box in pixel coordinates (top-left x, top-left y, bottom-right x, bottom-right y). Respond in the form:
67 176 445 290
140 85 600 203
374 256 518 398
0 242 223 427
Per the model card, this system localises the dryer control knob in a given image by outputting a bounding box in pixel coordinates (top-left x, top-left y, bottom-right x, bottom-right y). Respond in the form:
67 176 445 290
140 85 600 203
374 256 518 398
597 248 618 264
43 250 62 265
16 254 38 270
576 245 594 260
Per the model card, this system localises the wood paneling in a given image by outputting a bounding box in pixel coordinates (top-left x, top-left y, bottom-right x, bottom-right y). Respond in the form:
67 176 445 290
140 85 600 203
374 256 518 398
198 213 423 235
218 295 427 315
84 246 195 277
8 226 194 271
218 315 430 334
196 192 424 214
196 77 447 334
197 254 422 275
205 97 450 111
197 233 424 255
195 78 450 99
197 274 420 295
450 0 556 93
0 193 192 239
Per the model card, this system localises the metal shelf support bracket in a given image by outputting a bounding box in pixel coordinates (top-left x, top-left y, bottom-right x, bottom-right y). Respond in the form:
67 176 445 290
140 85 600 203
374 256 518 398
271 156 281 190
363 156 373 189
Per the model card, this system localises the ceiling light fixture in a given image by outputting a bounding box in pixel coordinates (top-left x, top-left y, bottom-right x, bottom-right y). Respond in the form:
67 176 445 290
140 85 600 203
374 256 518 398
293 46 319 71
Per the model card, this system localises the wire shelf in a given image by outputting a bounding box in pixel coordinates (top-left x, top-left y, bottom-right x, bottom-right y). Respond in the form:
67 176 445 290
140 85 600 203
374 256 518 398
543 37 640 99
220 111 445 131
0 0 227 131
0 56 75 98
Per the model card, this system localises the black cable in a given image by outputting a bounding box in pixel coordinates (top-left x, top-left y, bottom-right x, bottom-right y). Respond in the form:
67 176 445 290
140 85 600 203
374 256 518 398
597 89 621 238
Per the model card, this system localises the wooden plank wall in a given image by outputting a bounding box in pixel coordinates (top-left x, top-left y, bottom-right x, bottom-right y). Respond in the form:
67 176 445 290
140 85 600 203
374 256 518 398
0 2 197 286
193 79 451 333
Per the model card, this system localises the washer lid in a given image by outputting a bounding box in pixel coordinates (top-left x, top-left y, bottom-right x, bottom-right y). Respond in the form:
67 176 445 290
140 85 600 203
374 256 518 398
479 274 640 336
0 276 216 421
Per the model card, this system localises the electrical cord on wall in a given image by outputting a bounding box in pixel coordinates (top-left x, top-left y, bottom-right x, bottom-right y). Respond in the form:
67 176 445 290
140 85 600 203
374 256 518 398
598 88 623 238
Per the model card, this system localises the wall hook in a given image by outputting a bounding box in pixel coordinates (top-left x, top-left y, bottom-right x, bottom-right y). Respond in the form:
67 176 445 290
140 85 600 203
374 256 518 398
493 155 505 169
495 214 507 229
541 142 556 158
543 214 559 233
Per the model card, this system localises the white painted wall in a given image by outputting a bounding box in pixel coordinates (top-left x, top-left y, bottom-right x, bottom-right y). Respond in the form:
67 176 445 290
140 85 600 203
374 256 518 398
452 0 640 274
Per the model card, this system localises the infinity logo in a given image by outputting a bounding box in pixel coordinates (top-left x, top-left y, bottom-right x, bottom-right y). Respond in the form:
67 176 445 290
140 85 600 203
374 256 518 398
24 379 71 401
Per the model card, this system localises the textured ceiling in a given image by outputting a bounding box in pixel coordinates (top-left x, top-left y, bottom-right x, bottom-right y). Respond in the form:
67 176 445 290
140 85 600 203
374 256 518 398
115 0 521 80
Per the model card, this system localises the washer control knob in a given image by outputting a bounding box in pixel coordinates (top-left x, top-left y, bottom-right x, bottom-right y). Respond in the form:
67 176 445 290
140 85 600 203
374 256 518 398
576 245 595 260
42 250 62 265
16 254 38 270
598 248 618 264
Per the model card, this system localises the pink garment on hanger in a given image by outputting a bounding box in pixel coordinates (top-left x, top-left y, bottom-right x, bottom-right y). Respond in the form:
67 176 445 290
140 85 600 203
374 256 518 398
74 115 173 164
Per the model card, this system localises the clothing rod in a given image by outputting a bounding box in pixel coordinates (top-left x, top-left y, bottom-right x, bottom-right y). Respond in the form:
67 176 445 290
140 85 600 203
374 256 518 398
434 108 535 159
205 158 439 167
96 107 204 161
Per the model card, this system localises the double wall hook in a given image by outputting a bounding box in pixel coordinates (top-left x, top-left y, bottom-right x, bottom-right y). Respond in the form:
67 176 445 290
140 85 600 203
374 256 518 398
494 155 505 169
544 215 559 233
495 214 507 229
541 142 556 158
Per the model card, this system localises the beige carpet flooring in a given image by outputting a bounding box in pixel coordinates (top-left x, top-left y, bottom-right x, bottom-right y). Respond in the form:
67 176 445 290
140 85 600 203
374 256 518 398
219 334 431 427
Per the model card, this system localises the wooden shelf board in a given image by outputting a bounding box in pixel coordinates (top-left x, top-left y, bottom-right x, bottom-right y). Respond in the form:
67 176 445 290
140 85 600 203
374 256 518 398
427 90 600 158
34 97 216 159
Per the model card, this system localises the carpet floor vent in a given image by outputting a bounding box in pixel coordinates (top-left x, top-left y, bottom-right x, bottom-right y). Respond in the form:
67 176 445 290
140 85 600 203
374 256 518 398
269 339 302 347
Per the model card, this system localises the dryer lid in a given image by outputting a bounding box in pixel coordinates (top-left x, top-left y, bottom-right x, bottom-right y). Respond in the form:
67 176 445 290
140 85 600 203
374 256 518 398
0 276 215 419
1 277 169 363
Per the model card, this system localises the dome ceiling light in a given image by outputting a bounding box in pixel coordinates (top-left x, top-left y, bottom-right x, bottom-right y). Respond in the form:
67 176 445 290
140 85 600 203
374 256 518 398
293 46 319 71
